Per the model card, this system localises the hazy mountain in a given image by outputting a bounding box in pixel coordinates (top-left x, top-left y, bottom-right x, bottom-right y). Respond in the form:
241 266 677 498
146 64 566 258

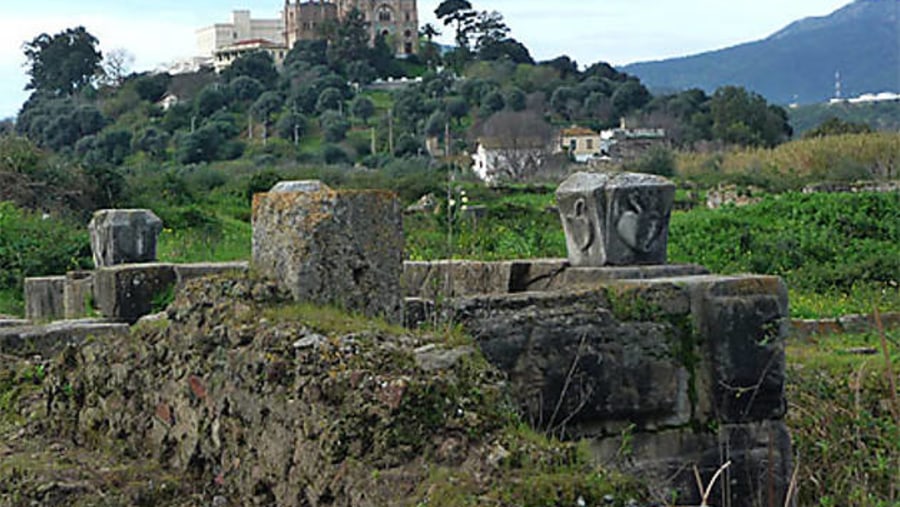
622 0 900 105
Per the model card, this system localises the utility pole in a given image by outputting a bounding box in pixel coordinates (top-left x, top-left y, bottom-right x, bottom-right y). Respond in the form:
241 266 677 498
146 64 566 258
388 109 394 155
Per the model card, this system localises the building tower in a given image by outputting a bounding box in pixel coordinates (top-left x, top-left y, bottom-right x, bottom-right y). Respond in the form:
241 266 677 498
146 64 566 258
284 0 339 50
283 0 418 56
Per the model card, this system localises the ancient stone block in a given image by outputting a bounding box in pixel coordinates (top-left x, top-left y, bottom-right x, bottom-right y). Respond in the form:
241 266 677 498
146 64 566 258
25 276 65 321
94 264 176 324
64 271 95 319
88 209 163 268
0 320 129 357
699 276 789 423
445 288 695 433
253 181 403 323
556 171 675 266
590 420 794 507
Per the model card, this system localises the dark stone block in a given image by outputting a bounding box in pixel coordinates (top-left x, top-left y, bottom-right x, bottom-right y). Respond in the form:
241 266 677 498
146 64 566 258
95 264 177 324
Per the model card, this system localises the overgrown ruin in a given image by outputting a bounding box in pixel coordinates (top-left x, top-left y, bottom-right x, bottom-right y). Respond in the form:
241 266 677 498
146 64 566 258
1 172 795 506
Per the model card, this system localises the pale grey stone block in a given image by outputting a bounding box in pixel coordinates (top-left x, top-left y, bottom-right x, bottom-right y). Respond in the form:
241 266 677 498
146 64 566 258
557 171 675 266
88 209 163 268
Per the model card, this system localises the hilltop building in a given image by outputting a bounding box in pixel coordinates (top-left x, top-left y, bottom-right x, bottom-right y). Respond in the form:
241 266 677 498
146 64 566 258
197 2 419 72
196 10 284 58
285 0 419 57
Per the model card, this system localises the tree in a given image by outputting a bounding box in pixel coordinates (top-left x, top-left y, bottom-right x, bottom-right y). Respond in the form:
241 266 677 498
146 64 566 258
276 111 307 144
319 111 350 143
425 111 449 137
228 76 265 103
100 48 134 88
324 8 370 71
251 91 284 142
350 96 375 125
132 73 171 103
221 51 278 89
478 38 534 65
285 40 328 68
194 85 227 119
133 126 170 159
445 97 469 124
23 27 102 95
316 88 344 113
472 11 510 53
505 87 527 111
611 80 651 117
709 86 791 147
420 23 442 67
435 0 477 49
803 116 872 138
477 110 555 180
480 90 505 116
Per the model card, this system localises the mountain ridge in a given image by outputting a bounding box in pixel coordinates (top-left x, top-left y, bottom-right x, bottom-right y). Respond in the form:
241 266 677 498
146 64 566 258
622 0 900 105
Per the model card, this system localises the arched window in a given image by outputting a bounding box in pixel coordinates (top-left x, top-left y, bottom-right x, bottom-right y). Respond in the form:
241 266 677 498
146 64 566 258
377 4 393 22
404 30 412 38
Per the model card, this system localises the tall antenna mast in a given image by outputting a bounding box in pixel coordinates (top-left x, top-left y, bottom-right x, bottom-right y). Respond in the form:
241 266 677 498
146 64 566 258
834 70 842 100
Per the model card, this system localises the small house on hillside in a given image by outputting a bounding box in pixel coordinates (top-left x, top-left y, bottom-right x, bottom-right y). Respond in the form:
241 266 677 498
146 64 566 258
558 126 604 163
472 137 555 184
593 120 667 165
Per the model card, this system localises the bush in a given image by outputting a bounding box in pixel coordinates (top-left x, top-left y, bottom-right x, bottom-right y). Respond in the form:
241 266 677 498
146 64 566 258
630 146 675 177
0 202 92 292
322 144 350 165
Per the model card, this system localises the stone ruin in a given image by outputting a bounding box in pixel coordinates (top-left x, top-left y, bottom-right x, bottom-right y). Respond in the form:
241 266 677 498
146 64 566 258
252 181 404 323
2 172 794 506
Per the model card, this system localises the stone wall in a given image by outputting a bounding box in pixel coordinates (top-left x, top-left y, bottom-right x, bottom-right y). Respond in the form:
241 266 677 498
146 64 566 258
407 263 793 507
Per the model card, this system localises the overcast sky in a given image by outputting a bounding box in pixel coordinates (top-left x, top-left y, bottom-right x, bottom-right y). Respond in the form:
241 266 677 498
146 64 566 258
0 0 852 118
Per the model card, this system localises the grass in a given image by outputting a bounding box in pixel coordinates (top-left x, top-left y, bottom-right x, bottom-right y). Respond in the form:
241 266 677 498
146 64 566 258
0 289 23 317
156 214 251 264
786 328 900 506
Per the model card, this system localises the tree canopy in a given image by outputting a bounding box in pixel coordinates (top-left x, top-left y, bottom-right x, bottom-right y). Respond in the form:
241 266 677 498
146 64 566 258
23 26 102 96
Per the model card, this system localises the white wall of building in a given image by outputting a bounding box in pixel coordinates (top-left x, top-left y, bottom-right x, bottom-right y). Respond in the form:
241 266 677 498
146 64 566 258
196 10 284 57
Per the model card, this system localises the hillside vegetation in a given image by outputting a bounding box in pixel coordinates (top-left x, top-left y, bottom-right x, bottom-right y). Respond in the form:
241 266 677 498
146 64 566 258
677 132 900 191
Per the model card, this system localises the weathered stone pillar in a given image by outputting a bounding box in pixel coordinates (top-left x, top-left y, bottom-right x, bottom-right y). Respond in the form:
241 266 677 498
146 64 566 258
24 276 66 321
64 271 95 319
557 172 675 266
252 181 404 323
88 209 163 268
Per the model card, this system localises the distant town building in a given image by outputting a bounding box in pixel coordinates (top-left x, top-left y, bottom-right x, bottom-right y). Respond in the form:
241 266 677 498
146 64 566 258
196 10 284 58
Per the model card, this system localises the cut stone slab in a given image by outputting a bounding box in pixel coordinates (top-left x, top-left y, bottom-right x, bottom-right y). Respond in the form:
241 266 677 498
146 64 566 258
25 276 65 321
253 181 404 323
557 171 675 266
0 319 129 358
0 319 30 328
173 262 250 287
94 263 176 324
402 259 709 298
64 271 95 319
88 209 163 268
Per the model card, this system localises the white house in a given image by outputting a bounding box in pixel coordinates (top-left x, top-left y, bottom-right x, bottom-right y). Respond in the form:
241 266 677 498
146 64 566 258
196 10 284 58
471 138 554 184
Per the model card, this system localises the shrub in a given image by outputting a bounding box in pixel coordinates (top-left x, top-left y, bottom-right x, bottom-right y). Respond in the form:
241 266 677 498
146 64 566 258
322 144 350 165
0 202 92 292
